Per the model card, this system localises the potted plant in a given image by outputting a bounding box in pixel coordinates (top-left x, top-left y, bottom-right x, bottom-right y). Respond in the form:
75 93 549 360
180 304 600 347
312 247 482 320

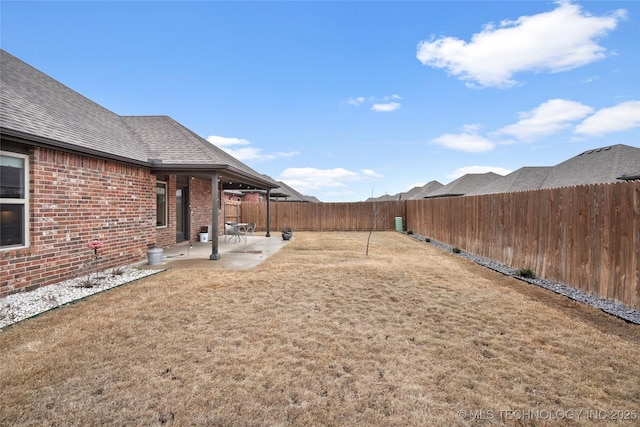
281 227 293 240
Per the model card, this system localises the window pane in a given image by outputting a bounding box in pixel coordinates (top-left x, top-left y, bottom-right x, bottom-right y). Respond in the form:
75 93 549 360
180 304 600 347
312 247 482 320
0 155 25 199
156 182 167 227
1 204 24 246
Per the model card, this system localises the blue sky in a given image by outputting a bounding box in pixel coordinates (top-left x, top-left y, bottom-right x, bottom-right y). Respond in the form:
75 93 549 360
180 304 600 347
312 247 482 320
2 1 639 202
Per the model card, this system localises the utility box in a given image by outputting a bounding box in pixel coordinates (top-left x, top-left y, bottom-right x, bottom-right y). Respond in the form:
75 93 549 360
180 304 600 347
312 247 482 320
395 217 404 232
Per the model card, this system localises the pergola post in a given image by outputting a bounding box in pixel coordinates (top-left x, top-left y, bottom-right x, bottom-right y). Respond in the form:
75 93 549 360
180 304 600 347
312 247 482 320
209 172 220 260
265 189 271 237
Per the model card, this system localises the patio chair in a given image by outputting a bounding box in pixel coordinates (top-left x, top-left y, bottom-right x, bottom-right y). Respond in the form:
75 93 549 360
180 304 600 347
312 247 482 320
223 223 235 243
240 222 256 243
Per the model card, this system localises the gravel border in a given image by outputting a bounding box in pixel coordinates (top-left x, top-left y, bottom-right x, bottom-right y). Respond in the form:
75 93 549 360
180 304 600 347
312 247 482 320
407 233 640 325
0 267 164 330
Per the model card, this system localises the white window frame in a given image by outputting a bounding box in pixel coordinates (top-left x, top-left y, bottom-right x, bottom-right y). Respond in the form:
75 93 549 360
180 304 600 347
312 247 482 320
0 150 30 250
156 180 168 228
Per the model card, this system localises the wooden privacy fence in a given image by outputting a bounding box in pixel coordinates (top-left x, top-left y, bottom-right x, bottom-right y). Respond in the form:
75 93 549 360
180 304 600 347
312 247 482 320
241 201 406 232
242 181 639 309
406 181 639 310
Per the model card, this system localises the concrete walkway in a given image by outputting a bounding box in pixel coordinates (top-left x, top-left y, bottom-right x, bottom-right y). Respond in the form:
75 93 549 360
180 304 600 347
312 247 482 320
140 234 291 270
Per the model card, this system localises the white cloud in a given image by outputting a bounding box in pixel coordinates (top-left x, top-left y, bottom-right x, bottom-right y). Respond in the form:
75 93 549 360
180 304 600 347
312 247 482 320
346 96 366 106
371 102 401 112
279 167 383 192
496 99 594 140
346 95 402 112
207 135 250 147
446 165 512 180
417 1 626 88
207 134 298 162
574 100 640 136
432 131 495 153
361 169 384 179
580 76 599 84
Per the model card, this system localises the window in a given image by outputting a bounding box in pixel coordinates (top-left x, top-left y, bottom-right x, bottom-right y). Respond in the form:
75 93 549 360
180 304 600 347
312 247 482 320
1 151 29 249
156 181 167 227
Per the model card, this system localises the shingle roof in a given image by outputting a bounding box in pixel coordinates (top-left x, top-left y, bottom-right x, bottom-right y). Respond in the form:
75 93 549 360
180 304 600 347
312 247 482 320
365 194 398 202
1 50 146 163
425 172 502 198
410 180 445 199
365 180 444 201
120 116 271 183
0 49 275 188
270 180 312 202
401 186 425 200
467 167 552 195
619 170 640 180
538 144 640 189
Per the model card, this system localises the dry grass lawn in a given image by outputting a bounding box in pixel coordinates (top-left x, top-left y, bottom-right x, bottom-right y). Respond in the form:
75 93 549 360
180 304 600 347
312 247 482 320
1 232 639 426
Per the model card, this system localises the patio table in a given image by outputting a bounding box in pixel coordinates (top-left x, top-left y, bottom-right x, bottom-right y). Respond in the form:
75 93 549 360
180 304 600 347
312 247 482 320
225 222 248 243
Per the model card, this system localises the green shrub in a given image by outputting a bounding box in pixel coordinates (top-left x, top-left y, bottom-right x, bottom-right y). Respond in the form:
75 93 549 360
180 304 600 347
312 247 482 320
424 237 431 243
516 268 536 279
452 247 461 254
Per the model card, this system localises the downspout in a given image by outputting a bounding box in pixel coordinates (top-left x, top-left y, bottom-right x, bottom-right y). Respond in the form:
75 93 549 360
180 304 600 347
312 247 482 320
265 188 271 237
210 172 220 260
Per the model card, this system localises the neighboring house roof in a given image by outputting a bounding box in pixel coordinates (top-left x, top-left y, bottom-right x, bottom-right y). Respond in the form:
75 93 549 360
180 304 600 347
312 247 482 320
400 186 425 200
0 49 276 190
378 194 400 201
365 194 398 202
619 170 640 181
539 144 640 189
467 167 552 196
244 175 318 202
270 180 312 202
366 180 444 201
424 172 502 198
410 180 445 199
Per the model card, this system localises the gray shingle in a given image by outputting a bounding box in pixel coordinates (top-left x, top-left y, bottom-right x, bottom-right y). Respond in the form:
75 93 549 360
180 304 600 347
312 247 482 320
1 49 275 188
269 179 311 202
425 172 503 198
366 180 443 201
410 180 445 199
467 167 551 195
1 50 145 162
539 144 640 189
619 170 640 180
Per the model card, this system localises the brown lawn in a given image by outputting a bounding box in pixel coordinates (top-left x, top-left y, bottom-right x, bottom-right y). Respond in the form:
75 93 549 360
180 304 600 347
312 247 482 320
1 232 638 426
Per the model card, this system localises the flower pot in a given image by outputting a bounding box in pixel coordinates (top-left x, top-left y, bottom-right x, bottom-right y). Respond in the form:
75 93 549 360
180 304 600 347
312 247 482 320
147 247 163 265
282 232 292 241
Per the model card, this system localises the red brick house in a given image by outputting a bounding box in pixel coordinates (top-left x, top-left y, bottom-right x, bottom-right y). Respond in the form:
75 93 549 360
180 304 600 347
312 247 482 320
0 50 278 297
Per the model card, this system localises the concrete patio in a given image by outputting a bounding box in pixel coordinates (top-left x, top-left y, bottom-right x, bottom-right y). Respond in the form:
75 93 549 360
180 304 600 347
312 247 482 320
140 234 292 270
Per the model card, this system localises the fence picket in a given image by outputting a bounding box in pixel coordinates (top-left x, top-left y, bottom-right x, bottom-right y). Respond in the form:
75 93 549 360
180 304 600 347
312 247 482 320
240 181 639 309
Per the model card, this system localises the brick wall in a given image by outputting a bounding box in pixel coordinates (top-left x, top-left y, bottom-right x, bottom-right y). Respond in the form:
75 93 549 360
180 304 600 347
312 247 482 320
0 147 157 297
189 177 224 241
242 192 263 203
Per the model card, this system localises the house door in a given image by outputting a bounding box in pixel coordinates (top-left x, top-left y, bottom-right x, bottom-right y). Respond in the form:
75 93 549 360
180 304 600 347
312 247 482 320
176 186 189 242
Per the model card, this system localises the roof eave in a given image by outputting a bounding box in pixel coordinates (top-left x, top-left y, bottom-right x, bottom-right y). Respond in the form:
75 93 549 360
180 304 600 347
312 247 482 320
150 163 279 189
0 127 149 168
618 174 640 181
